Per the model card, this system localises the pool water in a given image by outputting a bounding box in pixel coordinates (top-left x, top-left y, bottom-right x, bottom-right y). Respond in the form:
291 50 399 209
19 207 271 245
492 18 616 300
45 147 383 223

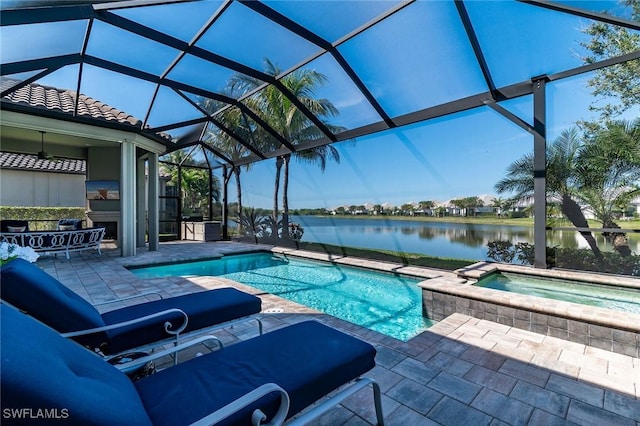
475 272 640 314
129 252 434 341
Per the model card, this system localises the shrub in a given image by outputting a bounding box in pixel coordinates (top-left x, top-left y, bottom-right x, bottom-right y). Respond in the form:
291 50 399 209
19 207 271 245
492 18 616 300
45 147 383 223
487 240 515 263
487 240 541 265
510 211 528 219
234 208 268 242
487 240 639 276
554 248 640 276
0 207 86 230
288 223 304 242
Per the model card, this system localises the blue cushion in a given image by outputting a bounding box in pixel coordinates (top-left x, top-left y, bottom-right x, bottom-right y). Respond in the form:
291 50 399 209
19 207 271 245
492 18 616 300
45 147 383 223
0 260 262 354
135 320 376 426
102 288 261 354
0 304 152 426
0 259 108 349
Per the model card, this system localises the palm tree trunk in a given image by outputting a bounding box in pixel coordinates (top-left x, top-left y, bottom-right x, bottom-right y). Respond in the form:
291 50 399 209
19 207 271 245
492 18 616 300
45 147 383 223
560 194 604 262
272 156 283 239
602 220 632 257
281 154 291 241
234 167 242 235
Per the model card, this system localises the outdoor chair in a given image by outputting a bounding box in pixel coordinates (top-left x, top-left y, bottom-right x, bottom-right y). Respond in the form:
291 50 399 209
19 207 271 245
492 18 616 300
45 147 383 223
1 303 384 426
0 258 262 356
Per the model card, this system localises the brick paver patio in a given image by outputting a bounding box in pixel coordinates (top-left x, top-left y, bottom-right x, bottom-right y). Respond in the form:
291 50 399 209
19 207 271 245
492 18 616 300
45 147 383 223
36 240 640 425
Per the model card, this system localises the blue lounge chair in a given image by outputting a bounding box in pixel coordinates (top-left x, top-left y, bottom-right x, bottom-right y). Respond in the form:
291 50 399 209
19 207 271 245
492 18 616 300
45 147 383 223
1 303 384 426
0 259 262 355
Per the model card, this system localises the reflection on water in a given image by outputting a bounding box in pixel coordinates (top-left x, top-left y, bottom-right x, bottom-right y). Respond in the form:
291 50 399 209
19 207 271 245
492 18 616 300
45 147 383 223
291 216 640 261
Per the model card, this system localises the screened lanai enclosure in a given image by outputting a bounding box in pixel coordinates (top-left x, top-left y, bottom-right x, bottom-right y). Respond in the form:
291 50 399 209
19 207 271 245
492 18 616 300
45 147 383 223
1 0 639 273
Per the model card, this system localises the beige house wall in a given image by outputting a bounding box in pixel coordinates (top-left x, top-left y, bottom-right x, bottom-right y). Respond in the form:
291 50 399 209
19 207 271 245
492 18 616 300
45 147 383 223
0 169 85 207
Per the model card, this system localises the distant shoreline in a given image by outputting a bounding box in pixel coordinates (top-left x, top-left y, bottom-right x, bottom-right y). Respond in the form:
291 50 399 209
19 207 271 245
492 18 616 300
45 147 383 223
292 214 640 229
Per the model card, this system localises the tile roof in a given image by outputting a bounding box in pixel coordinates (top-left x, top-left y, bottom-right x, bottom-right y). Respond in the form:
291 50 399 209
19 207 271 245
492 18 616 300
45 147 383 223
0 151 86 174
2 80 142 127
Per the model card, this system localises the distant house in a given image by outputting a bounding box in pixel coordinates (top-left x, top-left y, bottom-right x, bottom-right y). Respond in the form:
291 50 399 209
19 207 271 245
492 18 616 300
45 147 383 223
629 196 640 217
414 208 434 216
443 205 462 216
474 206 495 215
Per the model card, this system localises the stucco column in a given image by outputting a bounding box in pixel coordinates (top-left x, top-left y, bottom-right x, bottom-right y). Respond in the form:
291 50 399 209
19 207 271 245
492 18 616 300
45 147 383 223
136 154 146 248
120 141 136 257
148 152 160 251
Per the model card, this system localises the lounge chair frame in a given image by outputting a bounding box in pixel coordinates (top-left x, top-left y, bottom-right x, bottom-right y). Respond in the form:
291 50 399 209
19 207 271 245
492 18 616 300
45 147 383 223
61 304 263 364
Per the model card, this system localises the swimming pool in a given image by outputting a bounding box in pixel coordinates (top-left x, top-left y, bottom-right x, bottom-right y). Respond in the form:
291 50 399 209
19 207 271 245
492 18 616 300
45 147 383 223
475 272 640 314
129 252 434 341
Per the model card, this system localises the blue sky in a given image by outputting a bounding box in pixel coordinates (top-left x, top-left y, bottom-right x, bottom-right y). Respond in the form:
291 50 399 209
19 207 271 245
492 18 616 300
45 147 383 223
3 0 637 210
237 74 639 210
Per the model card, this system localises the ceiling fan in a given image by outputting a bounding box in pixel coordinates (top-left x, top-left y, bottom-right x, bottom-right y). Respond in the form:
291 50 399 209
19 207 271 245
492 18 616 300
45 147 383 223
37 131 58 160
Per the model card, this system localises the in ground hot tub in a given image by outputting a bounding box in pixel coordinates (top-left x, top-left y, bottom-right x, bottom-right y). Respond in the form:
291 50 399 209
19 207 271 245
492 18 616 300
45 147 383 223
420 263 640 357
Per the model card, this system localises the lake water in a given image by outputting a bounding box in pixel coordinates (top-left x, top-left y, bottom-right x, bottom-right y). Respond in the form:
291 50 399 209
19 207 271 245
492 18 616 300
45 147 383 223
289 216 640 261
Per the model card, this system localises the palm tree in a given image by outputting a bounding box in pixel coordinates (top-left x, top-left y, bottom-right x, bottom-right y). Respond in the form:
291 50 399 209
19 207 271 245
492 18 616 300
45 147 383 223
574 119 640 255
200 99 255 234
490 197 505 217
467 196 484 216
160 150 221 216
228 59 344 240
198 95 260 235
495 128 604 260
450 197 481 216
449 199 465 216
401 203 415 216
281 143 340 235
418 200 435 215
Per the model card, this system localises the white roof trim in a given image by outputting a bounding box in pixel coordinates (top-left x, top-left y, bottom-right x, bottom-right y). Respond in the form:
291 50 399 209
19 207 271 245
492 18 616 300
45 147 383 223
0 110 167 154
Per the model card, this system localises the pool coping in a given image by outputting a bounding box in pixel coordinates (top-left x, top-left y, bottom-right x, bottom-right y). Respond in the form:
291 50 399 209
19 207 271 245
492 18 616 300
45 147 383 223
270 246 447 281
123 246 446 281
